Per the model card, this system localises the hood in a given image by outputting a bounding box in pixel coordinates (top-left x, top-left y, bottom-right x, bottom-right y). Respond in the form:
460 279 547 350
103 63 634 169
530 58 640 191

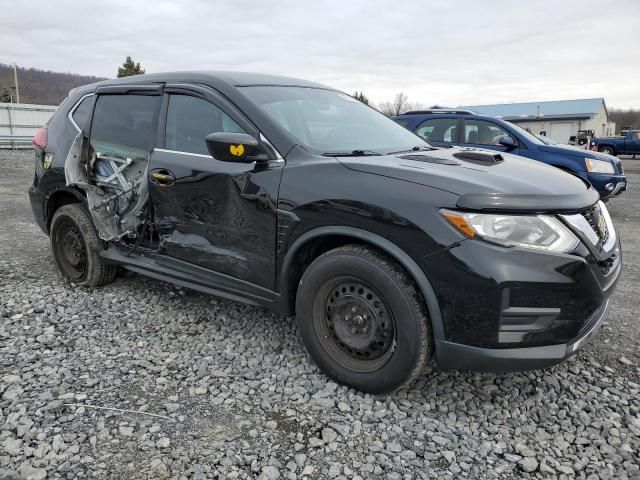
337 147 599 213
540 144 621 164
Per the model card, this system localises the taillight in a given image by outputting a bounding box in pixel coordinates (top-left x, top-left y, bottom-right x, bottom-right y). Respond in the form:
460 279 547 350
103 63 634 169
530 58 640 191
33 127 48 149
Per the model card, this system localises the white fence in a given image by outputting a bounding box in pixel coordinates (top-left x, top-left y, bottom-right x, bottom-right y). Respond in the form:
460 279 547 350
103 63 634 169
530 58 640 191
0 102 58 148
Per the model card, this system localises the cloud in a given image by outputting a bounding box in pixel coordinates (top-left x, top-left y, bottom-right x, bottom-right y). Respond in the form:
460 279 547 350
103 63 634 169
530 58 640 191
1 0 639 107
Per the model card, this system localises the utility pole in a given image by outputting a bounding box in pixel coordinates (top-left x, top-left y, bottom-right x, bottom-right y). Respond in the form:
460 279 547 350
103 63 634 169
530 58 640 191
13 63 20 104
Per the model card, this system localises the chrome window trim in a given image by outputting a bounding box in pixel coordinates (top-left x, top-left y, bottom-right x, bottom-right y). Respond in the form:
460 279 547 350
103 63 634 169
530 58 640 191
260 133 284 160
154 148 212 159
154 147 286 165
67 92 95 133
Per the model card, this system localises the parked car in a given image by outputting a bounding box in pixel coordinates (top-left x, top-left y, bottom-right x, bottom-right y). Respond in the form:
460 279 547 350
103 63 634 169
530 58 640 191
393 110 627 199
595 130 640 157
29 73 620 393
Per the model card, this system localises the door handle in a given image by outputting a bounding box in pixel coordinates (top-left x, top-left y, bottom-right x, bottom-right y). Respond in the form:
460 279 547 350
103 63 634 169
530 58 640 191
150 169 176 187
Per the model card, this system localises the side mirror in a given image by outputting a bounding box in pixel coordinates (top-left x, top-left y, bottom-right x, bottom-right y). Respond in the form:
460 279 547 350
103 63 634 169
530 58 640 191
498 135 517 150
205 132 264 163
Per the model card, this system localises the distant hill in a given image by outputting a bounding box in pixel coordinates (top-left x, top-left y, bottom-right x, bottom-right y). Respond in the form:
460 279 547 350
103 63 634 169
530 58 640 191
0 64 107 105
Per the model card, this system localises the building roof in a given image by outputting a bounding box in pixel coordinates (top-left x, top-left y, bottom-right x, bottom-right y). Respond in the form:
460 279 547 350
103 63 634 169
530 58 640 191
459 98 606 121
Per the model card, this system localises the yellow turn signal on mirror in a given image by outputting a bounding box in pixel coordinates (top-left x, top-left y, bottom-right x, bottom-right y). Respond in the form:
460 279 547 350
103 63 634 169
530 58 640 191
440 210 476 238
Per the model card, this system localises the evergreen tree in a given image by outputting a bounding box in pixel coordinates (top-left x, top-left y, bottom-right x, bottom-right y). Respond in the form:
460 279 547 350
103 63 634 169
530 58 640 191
117 56 145 78
353 91 369 105
0 86 13 103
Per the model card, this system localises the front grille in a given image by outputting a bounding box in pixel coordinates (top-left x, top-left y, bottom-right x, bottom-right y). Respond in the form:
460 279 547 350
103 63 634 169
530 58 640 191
581 204 609 246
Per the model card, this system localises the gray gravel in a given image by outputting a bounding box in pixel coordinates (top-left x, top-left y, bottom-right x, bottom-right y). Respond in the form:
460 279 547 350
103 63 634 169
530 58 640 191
1 149 639 479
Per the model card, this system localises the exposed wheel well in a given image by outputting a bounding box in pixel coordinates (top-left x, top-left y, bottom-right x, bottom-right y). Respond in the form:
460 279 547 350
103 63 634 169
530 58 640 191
46 190 84 231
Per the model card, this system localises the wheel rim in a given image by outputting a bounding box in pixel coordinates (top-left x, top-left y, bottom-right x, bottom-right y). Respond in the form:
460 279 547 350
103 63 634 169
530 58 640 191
54 219 87 280
601 148 612 155
314 277 396 373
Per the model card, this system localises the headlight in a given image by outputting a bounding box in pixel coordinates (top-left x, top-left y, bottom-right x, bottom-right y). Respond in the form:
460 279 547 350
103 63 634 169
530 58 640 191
441 210 579 253
585 158 614 174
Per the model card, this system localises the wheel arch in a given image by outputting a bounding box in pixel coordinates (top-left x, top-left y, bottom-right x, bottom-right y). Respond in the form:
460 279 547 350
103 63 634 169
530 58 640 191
598 143 616 154
278 226 445 342
45 187 87 231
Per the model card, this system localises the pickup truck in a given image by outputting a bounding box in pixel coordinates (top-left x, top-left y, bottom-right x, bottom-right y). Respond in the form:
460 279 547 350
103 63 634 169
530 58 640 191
595 130 640 157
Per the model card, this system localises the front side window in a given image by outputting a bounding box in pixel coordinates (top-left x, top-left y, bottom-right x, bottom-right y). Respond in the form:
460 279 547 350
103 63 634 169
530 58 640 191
415 118 458 143
239 86 428 154
165 95 245 156
463 119 510 146
90 94 160 160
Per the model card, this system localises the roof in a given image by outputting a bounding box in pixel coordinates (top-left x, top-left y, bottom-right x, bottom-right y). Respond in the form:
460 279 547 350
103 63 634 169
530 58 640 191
458 98 606 121
73 70 330 93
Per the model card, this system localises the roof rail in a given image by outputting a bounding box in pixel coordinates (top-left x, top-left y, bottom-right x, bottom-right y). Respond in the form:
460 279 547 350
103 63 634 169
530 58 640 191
401 109 476 115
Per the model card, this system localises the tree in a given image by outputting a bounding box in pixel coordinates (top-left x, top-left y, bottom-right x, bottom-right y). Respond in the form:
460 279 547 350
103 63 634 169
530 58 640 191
353 91 369 105
117 56 145 78
376 92 423 116
0 86 13 103
392 92 409 116
609 108 640 133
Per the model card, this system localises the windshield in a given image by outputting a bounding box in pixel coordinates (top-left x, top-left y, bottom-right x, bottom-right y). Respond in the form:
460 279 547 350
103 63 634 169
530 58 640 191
240 86 429 154
507 122 545 145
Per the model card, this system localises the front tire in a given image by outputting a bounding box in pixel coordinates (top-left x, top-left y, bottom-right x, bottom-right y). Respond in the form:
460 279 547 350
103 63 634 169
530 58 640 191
599 146 615 156
295 245 432 393
50 204 117 287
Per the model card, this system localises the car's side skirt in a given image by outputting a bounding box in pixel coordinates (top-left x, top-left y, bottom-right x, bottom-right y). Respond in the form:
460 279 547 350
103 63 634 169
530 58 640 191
99 245 284 313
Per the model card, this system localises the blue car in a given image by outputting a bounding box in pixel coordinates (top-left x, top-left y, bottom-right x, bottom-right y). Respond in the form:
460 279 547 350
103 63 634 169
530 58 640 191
392 109 627 199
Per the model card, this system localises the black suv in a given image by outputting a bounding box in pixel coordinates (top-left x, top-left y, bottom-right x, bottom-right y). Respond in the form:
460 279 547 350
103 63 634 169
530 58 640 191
29 72 621 393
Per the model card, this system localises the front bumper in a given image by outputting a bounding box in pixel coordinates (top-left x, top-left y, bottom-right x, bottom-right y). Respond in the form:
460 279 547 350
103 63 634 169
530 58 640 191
422 203 621 372
582 173 627 199
435 300 609 371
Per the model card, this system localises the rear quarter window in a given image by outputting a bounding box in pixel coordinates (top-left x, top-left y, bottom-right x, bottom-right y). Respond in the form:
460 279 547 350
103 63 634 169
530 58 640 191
71 95 95 131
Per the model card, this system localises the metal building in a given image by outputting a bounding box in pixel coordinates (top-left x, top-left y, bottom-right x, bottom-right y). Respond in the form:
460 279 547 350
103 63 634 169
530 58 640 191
459 98 616 144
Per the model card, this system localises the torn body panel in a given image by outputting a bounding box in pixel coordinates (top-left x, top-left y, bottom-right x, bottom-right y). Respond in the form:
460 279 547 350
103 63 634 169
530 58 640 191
63 91 160 241
63 130 151 241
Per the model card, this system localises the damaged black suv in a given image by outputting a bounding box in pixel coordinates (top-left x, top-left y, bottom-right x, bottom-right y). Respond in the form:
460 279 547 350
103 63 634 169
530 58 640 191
29 72 621 393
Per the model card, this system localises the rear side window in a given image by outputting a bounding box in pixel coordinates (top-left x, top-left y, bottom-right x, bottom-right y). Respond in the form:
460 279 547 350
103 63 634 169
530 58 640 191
90 94 160 160
165 95 245 156
416 118 458 143
71 95 94 131
463 119 510 146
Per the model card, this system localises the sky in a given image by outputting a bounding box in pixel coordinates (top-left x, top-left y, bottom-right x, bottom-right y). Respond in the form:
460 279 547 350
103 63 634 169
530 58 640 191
1 0 639 108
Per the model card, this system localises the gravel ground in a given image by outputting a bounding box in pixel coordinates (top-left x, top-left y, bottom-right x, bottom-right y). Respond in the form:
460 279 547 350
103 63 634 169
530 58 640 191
1 149 639 480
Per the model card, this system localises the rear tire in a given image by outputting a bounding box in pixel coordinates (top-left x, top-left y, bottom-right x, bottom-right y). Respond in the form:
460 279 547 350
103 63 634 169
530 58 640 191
50 204 117 287
295 245 432 393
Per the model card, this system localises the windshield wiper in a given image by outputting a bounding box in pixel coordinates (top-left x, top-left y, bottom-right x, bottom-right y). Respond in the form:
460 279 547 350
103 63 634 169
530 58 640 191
322 149 382 157
389 145 438 155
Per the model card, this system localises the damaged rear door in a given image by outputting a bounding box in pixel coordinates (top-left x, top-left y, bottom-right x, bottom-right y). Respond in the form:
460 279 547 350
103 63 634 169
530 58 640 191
67 84 163 241
148 84 283 291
